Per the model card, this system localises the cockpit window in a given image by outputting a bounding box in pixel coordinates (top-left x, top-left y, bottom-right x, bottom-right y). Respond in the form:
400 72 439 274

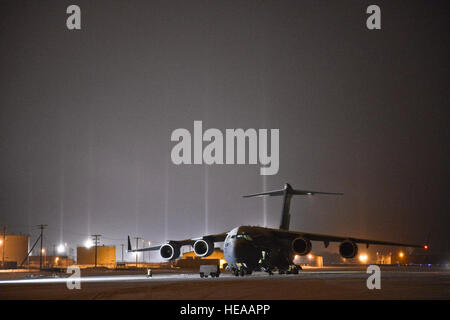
236 234 253 241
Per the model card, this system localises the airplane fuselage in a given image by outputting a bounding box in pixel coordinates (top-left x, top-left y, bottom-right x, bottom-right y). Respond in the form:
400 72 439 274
223 226 296 274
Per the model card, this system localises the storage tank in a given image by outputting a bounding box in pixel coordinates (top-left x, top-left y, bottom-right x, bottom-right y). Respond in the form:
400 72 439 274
0 234 30 268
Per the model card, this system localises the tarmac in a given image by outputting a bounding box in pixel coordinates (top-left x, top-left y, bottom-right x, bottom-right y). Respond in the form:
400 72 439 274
0 266 448 299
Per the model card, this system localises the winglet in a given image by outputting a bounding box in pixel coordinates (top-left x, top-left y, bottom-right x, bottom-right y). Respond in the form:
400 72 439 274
127 235 132 251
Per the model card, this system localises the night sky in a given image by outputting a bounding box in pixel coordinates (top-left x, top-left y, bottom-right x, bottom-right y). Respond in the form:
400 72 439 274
1 0 448 260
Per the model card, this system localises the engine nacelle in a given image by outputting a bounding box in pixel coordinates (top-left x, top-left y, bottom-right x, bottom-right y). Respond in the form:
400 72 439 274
193 239 215 257
291 237 312 255
159 243 181 261
339 240 358 259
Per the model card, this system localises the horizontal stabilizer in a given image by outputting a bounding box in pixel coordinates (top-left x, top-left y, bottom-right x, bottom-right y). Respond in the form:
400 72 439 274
243 183 343 230
243 183 343 198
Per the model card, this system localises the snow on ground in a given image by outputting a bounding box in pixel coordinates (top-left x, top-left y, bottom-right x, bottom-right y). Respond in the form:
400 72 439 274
0 267 448 299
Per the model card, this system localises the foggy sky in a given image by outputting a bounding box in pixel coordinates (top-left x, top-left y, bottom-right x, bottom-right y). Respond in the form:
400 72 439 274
1 0 448 260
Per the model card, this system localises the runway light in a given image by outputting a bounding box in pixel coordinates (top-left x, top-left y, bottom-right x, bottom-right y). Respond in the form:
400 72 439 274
57 244 65 254
399 252 404 258
424 245 428 250
359 254 368 263
55 257 60 263
0 240 2 245
41 248 46 254
307 254 314 260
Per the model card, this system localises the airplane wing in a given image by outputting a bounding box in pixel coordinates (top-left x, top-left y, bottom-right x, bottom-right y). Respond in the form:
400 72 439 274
244 184 425 249
127 232 228 252
268 228 425 248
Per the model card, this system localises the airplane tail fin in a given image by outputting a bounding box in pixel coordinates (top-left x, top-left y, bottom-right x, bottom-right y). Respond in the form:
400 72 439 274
243 183 343 230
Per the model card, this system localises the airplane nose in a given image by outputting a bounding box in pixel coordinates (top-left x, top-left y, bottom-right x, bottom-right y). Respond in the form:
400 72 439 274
233 240 253 260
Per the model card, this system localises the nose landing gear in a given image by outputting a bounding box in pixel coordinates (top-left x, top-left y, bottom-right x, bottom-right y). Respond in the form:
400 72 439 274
232 266 252 277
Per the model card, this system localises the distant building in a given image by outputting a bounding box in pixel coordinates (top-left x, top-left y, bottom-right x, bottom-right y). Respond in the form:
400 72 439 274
376 254 392 265
28 255 75 268
294 254 324 267
77 245 116 267
176 248 226 269
0 234 29 268
182 248 224 261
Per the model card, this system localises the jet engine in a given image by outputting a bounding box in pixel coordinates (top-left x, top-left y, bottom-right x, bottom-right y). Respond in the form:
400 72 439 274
291 237 312 255
193 239 215 257
339 240 358 259
159 243 181 260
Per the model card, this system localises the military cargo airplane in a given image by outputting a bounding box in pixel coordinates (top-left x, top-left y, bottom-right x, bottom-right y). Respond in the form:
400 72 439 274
128 183 426 276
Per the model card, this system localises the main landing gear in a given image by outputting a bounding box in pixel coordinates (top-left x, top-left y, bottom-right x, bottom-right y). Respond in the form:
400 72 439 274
274 265 302 275
261 267 274 275
284 265 302 275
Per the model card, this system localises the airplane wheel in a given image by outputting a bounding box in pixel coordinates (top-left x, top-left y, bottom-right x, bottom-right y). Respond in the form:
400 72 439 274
268 270 273 276
292 269 299 275
240 269 245 277
200 273 204 278
234 270 239 277
278 270 285 275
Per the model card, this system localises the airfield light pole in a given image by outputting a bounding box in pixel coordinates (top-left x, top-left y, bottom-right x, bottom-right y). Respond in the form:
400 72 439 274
1 225 6 268
37 224 47 270
134 237 142 267
91 234 101 268
147 241 151 264
142 239 146 263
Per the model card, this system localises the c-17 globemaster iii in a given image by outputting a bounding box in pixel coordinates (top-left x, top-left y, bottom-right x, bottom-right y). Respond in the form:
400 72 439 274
128 183 426 276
